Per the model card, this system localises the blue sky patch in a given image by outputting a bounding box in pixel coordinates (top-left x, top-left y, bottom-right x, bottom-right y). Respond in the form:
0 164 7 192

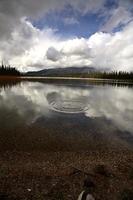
32 4 106 38
32 0 132 38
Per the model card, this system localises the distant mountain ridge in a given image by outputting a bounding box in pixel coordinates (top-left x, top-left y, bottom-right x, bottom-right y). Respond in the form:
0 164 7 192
26 66 95 76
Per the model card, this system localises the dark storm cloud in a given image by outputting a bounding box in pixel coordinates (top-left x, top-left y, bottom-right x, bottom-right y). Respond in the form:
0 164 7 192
0 0 66 39
46 47 62 62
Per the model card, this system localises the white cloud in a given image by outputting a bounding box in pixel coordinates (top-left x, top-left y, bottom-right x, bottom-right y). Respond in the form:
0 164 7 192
70 0 106 14
119 0 133 8
64 17 79 25
0 0 133 71
102 6 132 32
1 82 133 134
88 21 133 71
1 19 132 71
0 0 66 39
0 0 106 40
61 38 91 56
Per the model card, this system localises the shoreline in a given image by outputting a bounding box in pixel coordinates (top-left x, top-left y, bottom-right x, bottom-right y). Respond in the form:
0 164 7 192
0 75 133 85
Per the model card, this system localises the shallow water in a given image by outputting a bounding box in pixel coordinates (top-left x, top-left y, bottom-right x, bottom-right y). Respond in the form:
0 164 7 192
0 80 133 151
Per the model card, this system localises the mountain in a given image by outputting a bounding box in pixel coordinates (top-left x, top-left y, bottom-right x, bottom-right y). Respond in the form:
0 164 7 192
25 66 95 77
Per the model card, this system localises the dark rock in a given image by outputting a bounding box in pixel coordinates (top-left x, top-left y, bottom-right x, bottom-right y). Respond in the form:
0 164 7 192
0 193 15 200
129 168 133 179
53 192 64 200
94 164 111 177
120 189 133 200
70 167 82 176
83 177 95 189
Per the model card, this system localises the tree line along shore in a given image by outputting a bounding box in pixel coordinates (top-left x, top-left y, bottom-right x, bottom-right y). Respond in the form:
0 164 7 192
0 64 133 80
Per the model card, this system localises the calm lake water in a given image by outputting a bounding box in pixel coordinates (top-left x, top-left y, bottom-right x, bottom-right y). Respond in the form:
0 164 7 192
0 80 133 152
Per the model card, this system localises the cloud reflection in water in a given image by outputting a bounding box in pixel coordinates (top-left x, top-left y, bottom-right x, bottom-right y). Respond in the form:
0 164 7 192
0 81 133 151
47 92 89 114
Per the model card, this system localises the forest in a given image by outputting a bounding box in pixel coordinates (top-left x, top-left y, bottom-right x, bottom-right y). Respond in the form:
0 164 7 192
78 71 133 80
39 71 133 80
0 63 133 81
0 63 21 76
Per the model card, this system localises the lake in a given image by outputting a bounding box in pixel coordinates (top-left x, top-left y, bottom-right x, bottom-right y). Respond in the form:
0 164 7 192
0 80 133 152
0 79 133 200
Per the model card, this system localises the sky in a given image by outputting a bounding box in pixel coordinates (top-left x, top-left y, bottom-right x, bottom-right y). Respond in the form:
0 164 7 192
0 0 133 72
